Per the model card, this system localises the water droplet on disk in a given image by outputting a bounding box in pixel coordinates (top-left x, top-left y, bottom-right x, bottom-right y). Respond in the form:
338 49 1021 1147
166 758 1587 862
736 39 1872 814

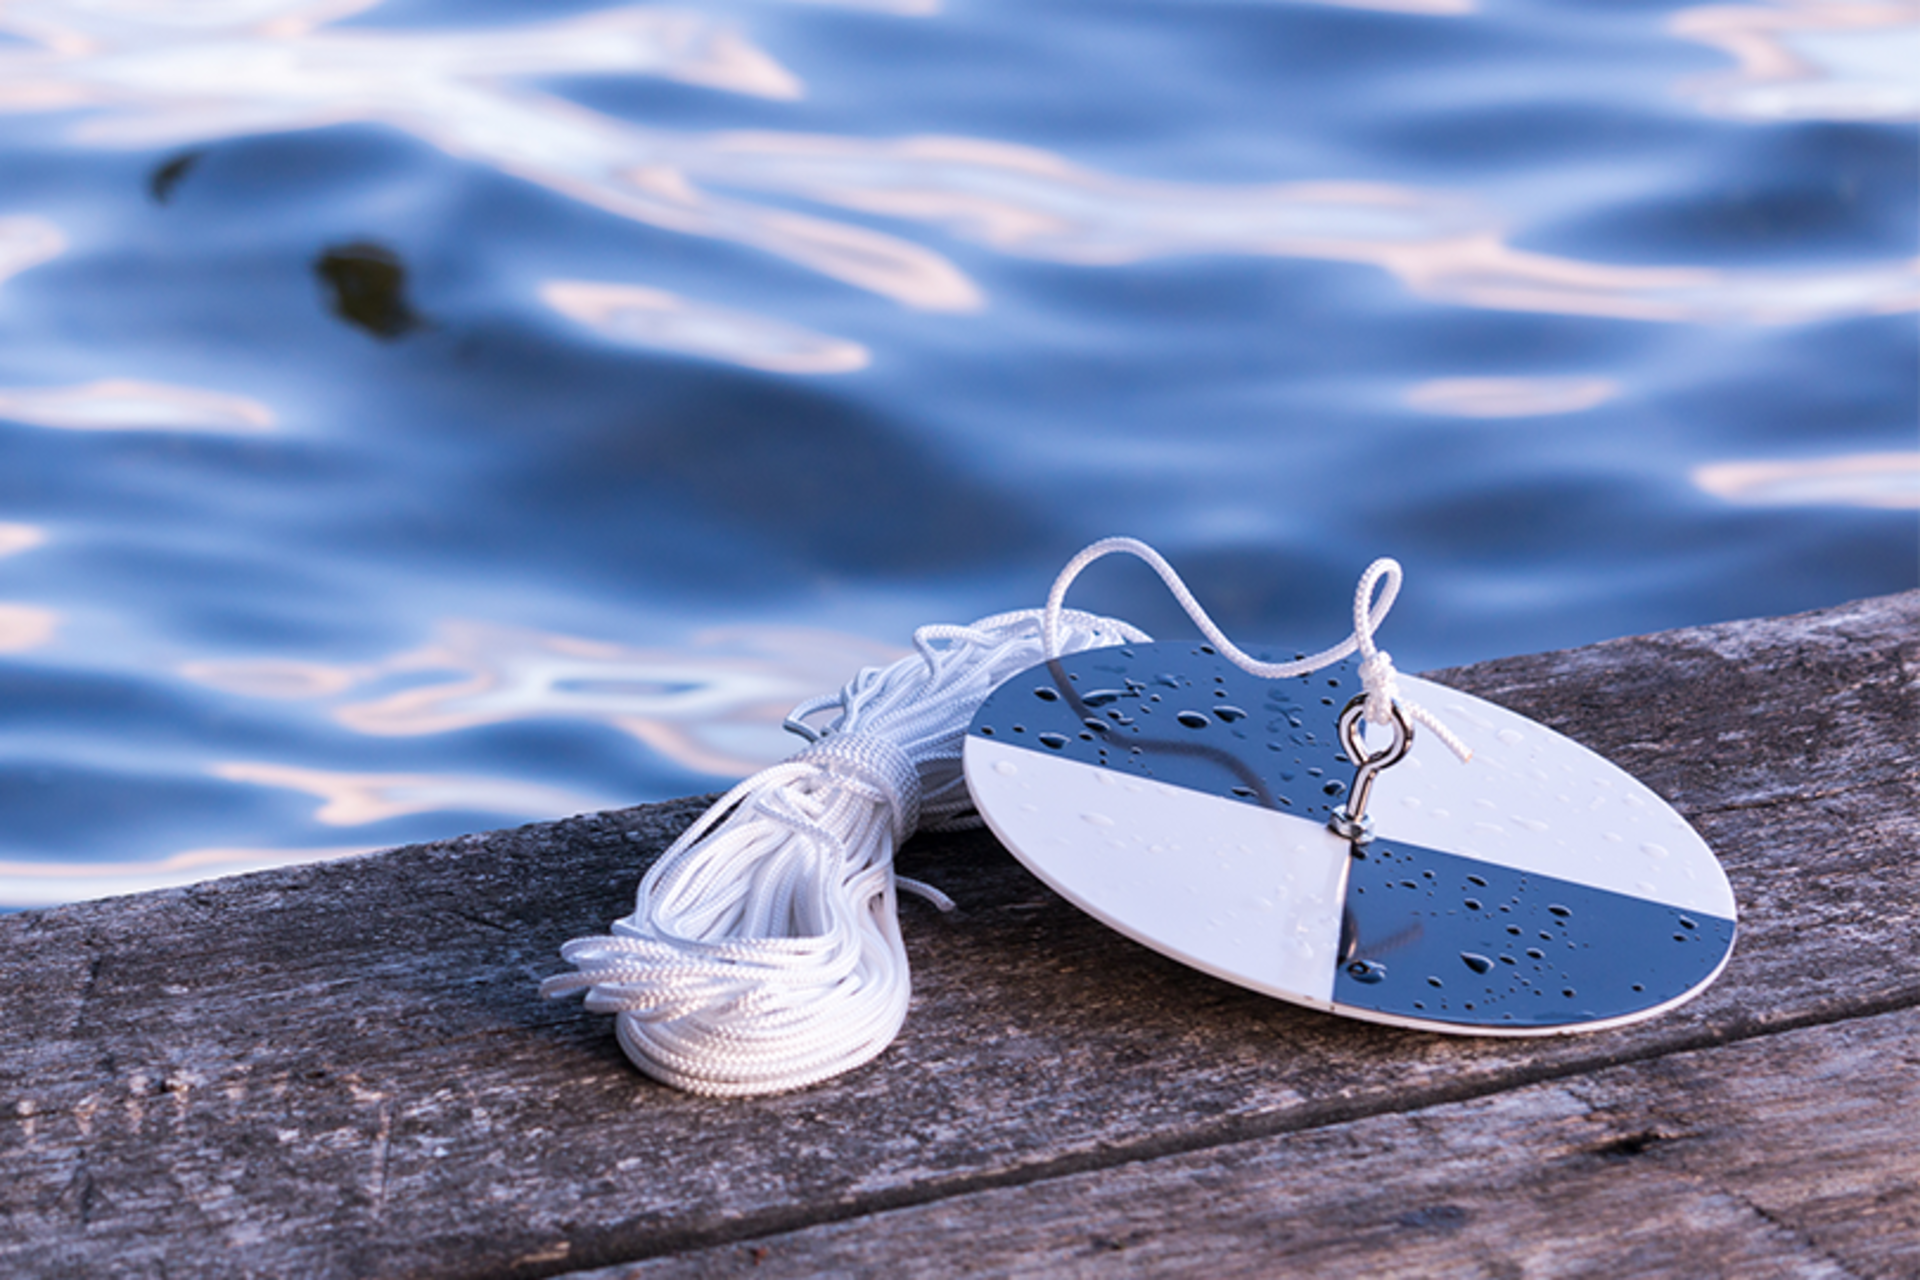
1346 960 1386 984
1176 711 1210 729
1213 705 1247 723
1037 732 1069 749
1081 812 1114 827
1033 686 1059 702
1460 952 1493 975
993 760 1018 776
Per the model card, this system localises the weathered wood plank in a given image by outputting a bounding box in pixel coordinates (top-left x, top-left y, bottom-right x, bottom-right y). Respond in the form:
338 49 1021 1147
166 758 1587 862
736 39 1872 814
0 591 1914 1278
596 1002 1920 1280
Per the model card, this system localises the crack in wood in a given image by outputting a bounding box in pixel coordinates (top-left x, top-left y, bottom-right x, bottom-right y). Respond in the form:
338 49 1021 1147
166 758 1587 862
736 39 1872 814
1590 1128 1670 1159
1727 1191 1868 1280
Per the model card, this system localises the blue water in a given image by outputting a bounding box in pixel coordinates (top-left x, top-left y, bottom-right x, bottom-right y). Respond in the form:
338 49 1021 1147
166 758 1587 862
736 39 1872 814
1 0 1914 908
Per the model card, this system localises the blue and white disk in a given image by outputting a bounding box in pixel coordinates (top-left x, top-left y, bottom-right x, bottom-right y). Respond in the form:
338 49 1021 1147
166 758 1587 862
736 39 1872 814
962 642 1736 1035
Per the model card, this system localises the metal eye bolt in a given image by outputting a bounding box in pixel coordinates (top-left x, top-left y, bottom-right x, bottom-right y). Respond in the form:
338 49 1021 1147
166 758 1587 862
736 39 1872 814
1327 694 1413 845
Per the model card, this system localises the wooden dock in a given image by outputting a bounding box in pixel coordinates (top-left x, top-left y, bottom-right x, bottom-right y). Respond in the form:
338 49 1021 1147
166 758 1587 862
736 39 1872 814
3 589 1916 1278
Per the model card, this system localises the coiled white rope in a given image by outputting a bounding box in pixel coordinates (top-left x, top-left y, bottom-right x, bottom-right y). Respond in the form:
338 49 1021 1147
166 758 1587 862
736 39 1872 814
540 604 1149 1096
543 537 1463 1096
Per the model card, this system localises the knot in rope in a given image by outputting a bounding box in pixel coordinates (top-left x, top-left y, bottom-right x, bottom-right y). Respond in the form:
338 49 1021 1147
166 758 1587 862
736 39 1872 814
794 730 922 842
1357 649 1400 725
1348 556 1405 728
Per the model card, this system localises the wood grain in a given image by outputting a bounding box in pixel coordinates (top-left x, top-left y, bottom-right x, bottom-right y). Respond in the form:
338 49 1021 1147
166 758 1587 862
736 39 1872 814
599 1003 1920 1280
1 590 1914 1279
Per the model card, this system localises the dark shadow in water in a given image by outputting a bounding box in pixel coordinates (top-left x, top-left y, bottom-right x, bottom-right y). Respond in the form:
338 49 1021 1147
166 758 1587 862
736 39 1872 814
314 241 426 340
148 150 203 205
547 372 1060 580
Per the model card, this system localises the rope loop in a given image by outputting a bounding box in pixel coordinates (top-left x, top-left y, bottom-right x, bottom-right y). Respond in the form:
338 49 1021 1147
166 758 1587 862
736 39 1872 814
1043 536 1470 762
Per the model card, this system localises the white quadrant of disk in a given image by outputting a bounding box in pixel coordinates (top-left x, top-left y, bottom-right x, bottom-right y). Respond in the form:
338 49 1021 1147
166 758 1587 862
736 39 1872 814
1369 675 1731 920
967 732 1353 1005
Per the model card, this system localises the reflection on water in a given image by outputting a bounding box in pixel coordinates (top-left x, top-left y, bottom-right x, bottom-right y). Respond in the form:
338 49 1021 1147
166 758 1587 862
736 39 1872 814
211 761 612 826
0 845 373 911
0 523 55 654
789 0 937 13
0 1 798 105
0 603 58 653
177 659 357 699
1407 377 1621 418
0 378 275 432
542 280 868 373
2 1 1911 325
1308 0 1472 12
1693 451 1920 508
0 523 45 557
1384 239 1915 324
186 621 905 778
1673 0 1920 121
0 1 978 310
685 133 1920 323
0 215 63 284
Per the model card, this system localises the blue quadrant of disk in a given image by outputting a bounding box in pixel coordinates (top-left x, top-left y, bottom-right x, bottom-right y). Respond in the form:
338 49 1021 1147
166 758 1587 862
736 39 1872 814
1336 837 1734 1027
968 642 1359 825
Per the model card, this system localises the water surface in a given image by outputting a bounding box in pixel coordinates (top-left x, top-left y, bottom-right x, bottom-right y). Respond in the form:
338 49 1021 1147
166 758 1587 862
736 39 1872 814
1 0 1914 907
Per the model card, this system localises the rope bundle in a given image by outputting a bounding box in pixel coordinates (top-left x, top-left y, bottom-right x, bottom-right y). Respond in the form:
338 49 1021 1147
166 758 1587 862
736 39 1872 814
540 603 1147 1096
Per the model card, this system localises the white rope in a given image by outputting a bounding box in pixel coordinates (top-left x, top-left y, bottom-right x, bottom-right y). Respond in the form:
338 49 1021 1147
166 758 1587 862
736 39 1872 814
540 604 1147 1096
1043 536 1471 762
544 536 1463 1096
